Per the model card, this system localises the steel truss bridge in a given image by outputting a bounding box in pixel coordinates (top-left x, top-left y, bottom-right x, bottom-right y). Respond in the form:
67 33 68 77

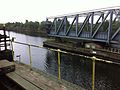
46 6 120 47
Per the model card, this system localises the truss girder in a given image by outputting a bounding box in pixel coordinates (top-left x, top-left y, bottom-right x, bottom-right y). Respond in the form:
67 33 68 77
47 8 120 44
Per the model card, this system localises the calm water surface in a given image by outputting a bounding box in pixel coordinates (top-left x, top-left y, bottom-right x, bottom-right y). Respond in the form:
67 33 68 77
7 31 120 90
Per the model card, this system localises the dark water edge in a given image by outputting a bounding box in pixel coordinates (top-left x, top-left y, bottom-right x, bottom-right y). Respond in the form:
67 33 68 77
6 30 48 37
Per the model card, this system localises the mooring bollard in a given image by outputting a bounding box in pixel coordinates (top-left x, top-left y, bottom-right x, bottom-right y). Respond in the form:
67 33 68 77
16 55 21 63
92 56 96 90
57 49 61 80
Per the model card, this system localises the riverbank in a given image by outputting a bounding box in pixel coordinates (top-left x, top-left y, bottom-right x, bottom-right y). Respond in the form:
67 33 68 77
43 39 120 63
7 30 48 37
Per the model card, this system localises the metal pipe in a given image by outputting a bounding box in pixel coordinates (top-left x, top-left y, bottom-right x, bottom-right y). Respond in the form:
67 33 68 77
92 56 95 90
28 44 32 69
13 41 120 65
57 49 61 80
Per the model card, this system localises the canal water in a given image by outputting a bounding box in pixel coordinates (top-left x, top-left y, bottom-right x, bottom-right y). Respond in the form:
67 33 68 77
8 31 120 90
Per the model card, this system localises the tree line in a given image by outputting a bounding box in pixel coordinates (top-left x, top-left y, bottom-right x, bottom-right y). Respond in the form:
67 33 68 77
0 19 119 37
5 20 52 37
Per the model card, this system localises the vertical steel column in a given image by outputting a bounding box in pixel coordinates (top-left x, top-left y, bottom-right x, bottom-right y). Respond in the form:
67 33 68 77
76 15 79 36
92 56 96 90
28 44 32 69
57 49 61 80
91 13 94 38
108 11 113 44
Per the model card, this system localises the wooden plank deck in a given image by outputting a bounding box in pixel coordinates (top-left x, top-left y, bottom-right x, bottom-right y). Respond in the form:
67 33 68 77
7 72 41 90
0 60 15 75
6 62 85 90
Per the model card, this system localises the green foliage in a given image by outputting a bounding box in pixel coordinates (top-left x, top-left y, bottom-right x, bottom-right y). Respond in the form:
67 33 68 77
4 19 120 37
5 20 51 36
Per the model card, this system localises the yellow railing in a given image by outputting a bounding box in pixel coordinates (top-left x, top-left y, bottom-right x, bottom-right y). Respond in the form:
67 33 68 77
10 40 120 90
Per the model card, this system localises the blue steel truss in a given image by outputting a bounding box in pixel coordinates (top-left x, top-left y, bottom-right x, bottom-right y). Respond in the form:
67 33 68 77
46 7 120 44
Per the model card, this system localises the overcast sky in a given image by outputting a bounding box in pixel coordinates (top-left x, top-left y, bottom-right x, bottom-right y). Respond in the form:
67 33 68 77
0 0 120 23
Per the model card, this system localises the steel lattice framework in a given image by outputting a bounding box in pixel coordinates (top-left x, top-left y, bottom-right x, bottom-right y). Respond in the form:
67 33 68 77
46 6 120 45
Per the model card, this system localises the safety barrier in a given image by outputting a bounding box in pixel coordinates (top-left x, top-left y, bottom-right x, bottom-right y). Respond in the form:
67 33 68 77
10 40 120 90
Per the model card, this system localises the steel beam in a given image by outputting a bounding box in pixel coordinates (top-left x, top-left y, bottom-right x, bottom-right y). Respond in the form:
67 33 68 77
48 34 108 43
47 6 120 19
107 11 113 43
64 16 67 34
54 18 57 33
47 8 120 44
93 14 103 30
66 16 77 36
49 18 56 32
56 17 65 34
92 11 111 38
76 14 79 36
91 12 94 37
77 13 91 37
111 27 120 40
101 13 104 31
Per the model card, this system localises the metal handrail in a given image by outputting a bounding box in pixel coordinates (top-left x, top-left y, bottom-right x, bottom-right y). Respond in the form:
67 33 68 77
11 40 120 90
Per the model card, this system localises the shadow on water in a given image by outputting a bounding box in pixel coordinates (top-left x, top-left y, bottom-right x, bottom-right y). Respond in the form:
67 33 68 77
46 50 120 90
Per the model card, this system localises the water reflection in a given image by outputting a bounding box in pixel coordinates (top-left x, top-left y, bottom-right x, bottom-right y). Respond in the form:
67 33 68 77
46 50 120 90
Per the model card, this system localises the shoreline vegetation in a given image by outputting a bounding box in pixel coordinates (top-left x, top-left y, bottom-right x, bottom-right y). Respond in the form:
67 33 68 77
0 19 119 37
3 20 50 37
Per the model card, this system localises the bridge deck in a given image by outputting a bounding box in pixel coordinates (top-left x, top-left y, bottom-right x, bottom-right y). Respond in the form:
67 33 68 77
6 62 84 90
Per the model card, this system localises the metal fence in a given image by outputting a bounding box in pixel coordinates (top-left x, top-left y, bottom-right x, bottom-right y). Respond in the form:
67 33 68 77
10 39 120 90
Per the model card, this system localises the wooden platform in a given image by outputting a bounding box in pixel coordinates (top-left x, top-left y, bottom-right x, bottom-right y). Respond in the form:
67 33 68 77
0 60 15 75
6 62 85 90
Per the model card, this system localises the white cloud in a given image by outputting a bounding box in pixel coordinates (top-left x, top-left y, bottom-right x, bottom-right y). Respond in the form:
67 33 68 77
0 0 120 23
